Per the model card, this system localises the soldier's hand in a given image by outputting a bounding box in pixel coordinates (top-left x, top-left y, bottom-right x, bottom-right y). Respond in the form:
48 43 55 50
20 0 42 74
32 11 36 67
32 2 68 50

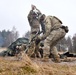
35 37 41 45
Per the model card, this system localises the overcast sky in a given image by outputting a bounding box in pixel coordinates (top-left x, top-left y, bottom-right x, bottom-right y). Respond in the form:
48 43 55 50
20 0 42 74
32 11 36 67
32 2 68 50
0 0 76 37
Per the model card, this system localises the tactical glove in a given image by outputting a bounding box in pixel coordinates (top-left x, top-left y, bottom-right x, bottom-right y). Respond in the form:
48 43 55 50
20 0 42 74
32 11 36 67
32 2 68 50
35 37 41 45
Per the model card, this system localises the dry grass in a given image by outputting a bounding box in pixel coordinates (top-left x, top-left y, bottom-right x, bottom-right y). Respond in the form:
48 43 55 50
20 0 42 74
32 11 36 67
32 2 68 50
0 47 76 75
0 55 76 75
0 55 41 75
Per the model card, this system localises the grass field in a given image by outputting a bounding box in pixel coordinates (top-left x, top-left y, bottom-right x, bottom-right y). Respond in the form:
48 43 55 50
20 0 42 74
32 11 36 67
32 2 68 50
0 48 76 75
0 55 76 75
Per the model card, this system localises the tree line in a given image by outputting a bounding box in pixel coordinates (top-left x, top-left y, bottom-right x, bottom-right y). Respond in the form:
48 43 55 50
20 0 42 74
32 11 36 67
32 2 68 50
0 27 19 47
56 34 76 53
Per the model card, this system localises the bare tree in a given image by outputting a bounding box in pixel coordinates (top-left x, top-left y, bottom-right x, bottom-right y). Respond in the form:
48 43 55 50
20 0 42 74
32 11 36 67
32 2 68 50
0 27 19 47
24 31 30 39
11 26 19 41
66 36 72 52
72 34 76 53
57 37 67 51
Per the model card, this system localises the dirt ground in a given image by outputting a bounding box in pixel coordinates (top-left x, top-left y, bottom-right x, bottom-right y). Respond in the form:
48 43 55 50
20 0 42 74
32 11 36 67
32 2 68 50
0 48 76 75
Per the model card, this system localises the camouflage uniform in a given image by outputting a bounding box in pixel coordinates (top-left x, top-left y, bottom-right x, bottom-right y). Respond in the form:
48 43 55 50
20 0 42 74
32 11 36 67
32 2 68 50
27 5 41 57
27 5 42 40
40 15 67 62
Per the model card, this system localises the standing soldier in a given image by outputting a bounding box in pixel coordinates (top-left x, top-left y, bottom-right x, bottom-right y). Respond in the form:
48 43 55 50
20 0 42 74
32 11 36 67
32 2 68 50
28 4 42 37
27 5 42 57
36 14 69 62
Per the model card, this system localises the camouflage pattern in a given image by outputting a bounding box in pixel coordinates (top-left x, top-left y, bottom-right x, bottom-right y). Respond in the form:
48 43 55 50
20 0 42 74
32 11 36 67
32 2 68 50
26 31 43 58
0 38 29 56
27 8 41 35
26 41 35 57
27 7 41 57
27 36 41 58
41 15 66 62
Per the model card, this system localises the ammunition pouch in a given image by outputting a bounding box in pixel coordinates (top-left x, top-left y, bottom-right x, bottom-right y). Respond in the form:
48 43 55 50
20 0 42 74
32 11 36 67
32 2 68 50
61 26 69 33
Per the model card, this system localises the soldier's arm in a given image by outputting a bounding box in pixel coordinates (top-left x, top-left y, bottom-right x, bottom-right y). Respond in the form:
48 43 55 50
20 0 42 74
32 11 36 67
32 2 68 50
27 11 33 26
40 21 45 34
27 12 30 22
40 16 52 40
36 8 42 15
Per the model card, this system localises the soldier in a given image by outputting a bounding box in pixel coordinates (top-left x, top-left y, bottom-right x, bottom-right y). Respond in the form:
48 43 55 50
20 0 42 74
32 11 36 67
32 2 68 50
27 4 42 38
36 14 69 62
27 5 42 57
